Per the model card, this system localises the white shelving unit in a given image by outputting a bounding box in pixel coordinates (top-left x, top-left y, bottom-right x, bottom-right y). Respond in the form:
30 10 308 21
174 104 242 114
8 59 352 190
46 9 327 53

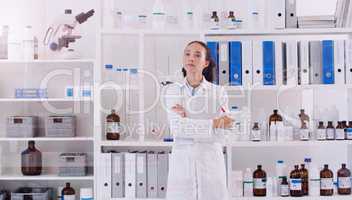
0 56 95 194
96 3 352 198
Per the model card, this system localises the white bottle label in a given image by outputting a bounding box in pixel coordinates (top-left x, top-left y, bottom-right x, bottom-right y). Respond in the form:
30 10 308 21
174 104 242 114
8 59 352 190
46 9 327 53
317 129 326 140
336 129 345 140
289 178 302 191
326 128 335 139
280 185 289 196
251 130 261 141
254 178 266 189
321 178 334 190
63 195 76 200
300 129 310 140
106 122 120 133
338 177 352 189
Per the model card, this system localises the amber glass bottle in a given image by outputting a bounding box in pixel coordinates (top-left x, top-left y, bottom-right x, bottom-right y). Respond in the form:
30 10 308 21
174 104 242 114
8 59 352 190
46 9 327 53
106 109 121 140
316 121 326 140
300 164 309 195
290 165 303 197
326 121 335 140
62 182 76 200
269 109 283 126
337 164 351 195
320 164 334 196
253 165 267 196
21 141 42 176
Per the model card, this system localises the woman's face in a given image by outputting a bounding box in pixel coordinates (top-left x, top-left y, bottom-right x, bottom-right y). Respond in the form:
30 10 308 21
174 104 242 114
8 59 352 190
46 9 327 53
183 42 209 77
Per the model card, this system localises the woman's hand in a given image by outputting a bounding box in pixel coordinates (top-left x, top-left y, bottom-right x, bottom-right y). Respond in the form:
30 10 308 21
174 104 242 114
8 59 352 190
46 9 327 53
172 104 186 118
213 115 233 129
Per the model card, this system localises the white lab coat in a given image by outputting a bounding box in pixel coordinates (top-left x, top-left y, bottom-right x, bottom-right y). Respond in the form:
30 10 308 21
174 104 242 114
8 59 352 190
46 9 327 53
163 78 229 200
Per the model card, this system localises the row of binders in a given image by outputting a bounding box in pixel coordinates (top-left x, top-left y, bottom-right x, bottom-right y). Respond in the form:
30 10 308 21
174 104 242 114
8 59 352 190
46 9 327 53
207 39 352 87
99 151 169 199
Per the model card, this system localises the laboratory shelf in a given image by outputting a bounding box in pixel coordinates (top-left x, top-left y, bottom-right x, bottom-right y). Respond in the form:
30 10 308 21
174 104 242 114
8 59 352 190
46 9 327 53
0 98 93 102
0 59 95 64
0 174 94 181
100 28 352 36
100 140 352 147
205 28 352 36
101 29 202 36
100 140 173 147
232 196 352 200
224 84 352 91
0 137 94 142
229 140 352 147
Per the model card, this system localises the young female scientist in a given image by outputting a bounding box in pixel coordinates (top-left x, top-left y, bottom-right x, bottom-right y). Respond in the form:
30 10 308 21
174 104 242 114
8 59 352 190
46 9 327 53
164 41 233 200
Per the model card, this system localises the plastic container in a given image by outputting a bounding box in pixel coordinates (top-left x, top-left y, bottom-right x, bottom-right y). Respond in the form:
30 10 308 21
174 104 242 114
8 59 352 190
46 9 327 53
23 25 34 60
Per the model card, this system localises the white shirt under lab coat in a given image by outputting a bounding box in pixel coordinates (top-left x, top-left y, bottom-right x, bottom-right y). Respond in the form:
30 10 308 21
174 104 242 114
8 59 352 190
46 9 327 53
163 77 230 200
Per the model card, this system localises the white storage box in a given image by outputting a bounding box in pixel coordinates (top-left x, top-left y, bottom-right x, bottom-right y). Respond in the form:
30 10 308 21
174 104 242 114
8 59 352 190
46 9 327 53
6 116 38 138
45 116 76 137
59 153 87 176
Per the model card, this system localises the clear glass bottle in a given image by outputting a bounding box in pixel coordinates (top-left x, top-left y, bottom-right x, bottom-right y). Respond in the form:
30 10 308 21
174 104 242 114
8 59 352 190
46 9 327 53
21 141 42 176
62 182 76 200
280 176 289 197
251 122 261 141
337 163 351 195
299 122 310 141
243 168 254 197
210 11 220 30
290 165 303 197
316 121 326 140
320 164 334 196
300 164 309 195
253 165 267 196
106 109 121 140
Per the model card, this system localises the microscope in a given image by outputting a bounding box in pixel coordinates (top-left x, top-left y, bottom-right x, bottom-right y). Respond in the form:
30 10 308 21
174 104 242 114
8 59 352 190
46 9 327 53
44 9 95 52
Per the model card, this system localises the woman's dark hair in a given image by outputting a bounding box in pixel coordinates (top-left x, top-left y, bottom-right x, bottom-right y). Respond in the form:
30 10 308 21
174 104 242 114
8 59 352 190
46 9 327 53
182 40 216 82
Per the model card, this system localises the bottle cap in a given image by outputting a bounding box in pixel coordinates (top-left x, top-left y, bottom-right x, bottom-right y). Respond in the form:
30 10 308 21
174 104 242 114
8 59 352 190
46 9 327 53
80 188 93 198
324 164 329 168
304 158 311 163
277 160 284 164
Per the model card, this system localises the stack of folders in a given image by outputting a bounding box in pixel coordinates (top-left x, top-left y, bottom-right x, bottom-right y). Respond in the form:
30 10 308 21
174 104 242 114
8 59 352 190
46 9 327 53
298 15 336 28
207 39 352 87
99 151 169 199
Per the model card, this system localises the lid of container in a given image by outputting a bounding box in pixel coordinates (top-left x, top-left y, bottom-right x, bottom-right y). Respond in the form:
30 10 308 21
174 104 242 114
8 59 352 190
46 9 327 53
277 160 284 164
304 158 311 163
80 188 93 197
